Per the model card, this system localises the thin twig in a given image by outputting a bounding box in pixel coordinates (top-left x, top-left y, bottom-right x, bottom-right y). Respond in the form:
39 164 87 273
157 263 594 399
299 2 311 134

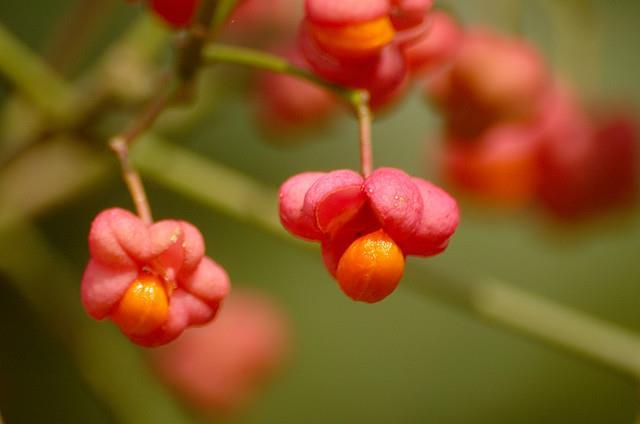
109 138 153 224
108 73 184 223
355 93 373 177
107 0 225 223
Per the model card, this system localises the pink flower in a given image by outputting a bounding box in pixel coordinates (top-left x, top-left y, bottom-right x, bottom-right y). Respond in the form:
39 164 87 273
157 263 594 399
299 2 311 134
403 11 462 75
536 88 639 219
149 290 291 414
390 0 434 30
279 167 459 302
425 29 550 138
441 122 542 206
81 208 230 347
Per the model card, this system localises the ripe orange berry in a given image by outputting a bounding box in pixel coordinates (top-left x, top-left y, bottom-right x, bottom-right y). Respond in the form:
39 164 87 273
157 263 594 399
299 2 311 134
309 16 396 59
336 229 405 303
111 274 170 337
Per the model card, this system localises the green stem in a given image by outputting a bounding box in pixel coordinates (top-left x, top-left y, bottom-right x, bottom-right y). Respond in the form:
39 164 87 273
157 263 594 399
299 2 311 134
135 135 640 381
0 23 75 122
202 43 365 110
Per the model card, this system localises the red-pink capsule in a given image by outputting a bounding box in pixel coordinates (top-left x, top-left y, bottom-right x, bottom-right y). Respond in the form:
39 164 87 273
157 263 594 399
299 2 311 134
81 208 230 347
150 290 291 414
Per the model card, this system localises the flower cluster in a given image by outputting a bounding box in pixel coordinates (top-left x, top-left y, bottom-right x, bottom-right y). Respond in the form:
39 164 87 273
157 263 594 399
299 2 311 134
279 167 459 303
425 27 639 217
253 2 464 133
81 208 230 347
298 0 432 108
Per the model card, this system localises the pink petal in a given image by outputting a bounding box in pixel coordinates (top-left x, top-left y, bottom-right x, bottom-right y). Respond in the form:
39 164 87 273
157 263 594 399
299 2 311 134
180 257 231 305
403 12 462 75
320 205 380 276
363 168 423 243
302 170 364 235
81 259 137 320
178 221 206 277
175 289 220 326
391 0 433 30
279 172 325 240
402 178 460 256
315 185 367 235
149 220 185 283
88 208 151 268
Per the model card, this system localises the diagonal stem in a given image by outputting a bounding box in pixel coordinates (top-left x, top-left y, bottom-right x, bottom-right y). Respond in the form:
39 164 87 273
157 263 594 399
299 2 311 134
108 74 186 224
202 43 365 109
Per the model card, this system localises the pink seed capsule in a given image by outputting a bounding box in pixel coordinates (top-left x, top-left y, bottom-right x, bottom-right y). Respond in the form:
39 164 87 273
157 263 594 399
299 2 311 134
149 290 291 414
278 167 460 302
304 0 395 59
402 11 462 75
81 208 231 347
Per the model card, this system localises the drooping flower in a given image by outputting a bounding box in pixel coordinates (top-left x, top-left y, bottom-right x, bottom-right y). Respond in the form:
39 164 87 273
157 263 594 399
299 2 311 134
279 167 459 302
81 208 230 347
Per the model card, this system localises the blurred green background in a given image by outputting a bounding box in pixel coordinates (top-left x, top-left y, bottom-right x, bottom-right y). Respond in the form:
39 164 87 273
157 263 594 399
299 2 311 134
1 0 640 423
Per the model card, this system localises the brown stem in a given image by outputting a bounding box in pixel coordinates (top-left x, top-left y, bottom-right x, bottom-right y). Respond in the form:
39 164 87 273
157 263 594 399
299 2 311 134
356 93 373 177
107 0 223 222
109 137 153 224
113 72 177 148
107 73 184 223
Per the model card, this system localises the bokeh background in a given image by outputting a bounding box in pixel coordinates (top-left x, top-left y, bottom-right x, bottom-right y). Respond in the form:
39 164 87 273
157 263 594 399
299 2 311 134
1 0 639 423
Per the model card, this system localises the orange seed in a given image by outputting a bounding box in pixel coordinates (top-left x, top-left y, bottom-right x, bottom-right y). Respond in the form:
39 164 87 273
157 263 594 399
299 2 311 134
310 17 395 58
111 274 169 337
336 229 405 303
